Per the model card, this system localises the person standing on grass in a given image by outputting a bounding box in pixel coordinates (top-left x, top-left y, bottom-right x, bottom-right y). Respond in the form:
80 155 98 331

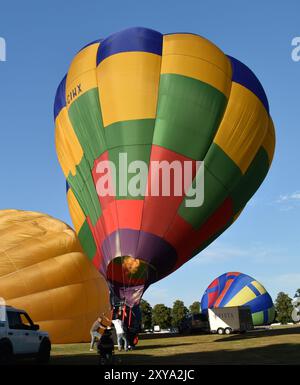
90 313 110 351
112 316 129 352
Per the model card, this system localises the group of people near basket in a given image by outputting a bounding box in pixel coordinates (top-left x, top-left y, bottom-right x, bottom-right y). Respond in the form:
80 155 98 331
90 311 130 352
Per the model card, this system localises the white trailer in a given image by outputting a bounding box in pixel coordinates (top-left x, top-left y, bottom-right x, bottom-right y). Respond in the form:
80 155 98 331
291 297 300 323
208 306 253 335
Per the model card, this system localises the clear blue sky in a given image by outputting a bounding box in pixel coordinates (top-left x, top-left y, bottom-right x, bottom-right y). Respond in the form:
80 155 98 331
0 0 299 307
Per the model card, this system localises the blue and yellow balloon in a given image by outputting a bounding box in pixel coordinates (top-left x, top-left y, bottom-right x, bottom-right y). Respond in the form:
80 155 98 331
201 272 275 325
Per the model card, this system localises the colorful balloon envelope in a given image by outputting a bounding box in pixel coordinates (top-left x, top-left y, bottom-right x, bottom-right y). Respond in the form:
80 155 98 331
54 27 275 307
200 272 275 325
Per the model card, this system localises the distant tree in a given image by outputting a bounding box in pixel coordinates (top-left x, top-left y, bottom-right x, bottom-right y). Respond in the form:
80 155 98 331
152 304 172 329
275 292 293 324
140 299 152 330
189 301 200 315
171 300 189 328
294 289 300 298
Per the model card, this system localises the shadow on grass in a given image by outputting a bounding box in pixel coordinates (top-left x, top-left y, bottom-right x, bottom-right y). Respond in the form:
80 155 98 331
134 342 195 350
215 326 300 343
44 343 300 365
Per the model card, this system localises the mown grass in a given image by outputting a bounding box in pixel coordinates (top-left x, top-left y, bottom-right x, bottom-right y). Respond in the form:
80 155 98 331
49 324 300 365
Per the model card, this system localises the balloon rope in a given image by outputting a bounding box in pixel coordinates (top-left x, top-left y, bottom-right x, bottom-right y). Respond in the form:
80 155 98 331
121 256 127 309
129 308 132 328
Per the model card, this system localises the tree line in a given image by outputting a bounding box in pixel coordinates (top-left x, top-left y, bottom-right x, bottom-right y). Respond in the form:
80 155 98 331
140 299 200 330
140 289 300 330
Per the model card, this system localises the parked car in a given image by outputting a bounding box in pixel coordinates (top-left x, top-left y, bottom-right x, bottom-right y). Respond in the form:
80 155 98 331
0 306 51 364
179 313 209 334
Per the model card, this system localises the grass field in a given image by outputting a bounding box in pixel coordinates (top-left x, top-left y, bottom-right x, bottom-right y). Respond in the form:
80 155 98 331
49 325 300 365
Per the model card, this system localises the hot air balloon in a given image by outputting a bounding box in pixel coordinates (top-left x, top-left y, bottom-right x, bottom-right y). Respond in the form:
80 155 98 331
54 27 275 310
200 272 275 325
0 210 111 343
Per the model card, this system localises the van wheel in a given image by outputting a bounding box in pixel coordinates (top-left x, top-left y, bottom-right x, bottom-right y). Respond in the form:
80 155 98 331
36 338 51 364
0 341 13 364
225 328 232 335
217 328 224 335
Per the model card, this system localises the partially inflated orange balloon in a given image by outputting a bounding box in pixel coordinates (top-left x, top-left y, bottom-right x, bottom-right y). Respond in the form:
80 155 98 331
0 210 111 343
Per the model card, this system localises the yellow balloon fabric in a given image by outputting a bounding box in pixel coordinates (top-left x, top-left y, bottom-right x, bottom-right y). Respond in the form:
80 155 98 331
0 210 111 344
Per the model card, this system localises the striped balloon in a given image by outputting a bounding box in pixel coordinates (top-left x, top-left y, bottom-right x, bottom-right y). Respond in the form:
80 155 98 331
201 272 275 325
54 27 275 307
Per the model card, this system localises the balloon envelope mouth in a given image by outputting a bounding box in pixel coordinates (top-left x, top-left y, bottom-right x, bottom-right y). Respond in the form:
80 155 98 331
106 256 156 287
